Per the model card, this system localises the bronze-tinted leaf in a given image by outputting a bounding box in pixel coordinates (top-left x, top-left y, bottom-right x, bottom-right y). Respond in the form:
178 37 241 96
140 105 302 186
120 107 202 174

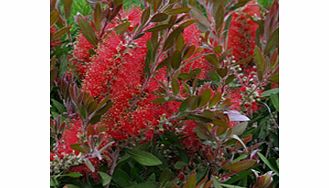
151 13 169 22
153 0 162 12
217 68 228 78
50 10 59 26
183 170 196 188
52 26 70 41
265 28 279 54
179 19 196 29
213 0 225 32
254 46 266 81
183 45 196 59
114 21 131 34
209 92 222 107
156 56 170 70
94 2 102 31
70 144 88 153
77 16 98 47
214 45 222 54
230 0 251 11
176 33 185 51
223 159 257 172
63 0 73 19
145 24 170 32
190 7 210 32
141 7 151 26
163 28 182 50
113 0 123 6
165 7 191 15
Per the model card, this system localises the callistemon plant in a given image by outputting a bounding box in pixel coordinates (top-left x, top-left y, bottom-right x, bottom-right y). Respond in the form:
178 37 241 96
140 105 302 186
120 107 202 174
50 0 279 187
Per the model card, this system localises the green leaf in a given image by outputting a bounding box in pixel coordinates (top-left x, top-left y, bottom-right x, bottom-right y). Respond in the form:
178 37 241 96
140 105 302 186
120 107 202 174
225 75 235 85
223 159 257 173
232 154 249 163
51 99 65 113
214 45 222 54
70 144 88 153
64 172 83 178
213 178 246 188
199 88 212 107
77 15 98 47
231 122 248 136
172 78 180 95
254 46 266 81
174 161 187 170
114 21 131 34
171 51 182 69
128 149 162 166
63 184 80 188
151 13 169 22
178 73 191 80
270 94 279 111
145 24 170 32
257 0 274 9
128 182 158 188
183 171 196 188
261 88 279 97
165 7 191 15
98 171 112 186
205 54 219 67
257 152 279 175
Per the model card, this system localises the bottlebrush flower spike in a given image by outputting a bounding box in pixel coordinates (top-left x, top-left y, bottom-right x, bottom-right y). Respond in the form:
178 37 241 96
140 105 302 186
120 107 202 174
227 1 260 61
72 33 94 78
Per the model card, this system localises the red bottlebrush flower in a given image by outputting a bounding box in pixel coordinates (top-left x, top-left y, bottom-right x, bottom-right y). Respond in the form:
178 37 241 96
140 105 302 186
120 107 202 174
52 118 82 158
50 26 61 48
81 9 210 141
227 1 260 61
72 34 94 78
69 158 101 182
181 120 202 153
182 24 210 79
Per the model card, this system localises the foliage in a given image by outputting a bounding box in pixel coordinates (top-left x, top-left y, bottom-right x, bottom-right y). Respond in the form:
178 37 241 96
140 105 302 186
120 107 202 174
50 0 279 187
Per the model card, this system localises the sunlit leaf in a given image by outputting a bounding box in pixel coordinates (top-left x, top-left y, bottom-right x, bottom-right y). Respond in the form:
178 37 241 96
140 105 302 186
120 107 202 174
99 171 112 186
